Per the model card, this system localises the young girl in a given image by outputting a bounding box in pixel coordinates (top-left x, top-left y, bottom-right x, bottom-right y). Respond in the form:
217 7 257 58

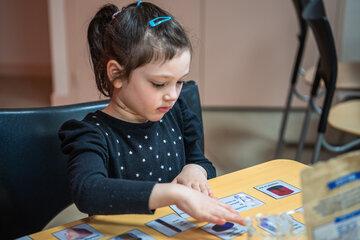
59 1 244 225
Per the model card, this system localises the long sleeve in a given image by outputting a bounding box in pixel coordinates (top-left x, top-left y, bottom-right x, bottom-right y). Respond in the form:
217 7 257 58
58 120 156 215
176 97 217 179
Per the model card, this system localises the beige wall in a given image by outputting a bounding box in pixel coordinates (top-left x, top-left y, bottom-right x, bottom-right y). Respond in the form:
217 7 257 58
0 0 51 77
50 0 344 107
202 0 342 107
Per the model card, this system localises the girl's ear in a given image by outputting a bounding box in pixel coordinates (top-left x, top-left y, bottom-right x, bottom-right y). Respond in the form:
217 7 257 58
107 60 123 89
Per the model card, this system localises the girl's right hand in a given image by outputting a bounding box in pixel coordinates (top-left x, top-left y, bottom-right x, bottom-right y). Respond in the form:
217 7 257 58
149 183 244 225
175 185 245 225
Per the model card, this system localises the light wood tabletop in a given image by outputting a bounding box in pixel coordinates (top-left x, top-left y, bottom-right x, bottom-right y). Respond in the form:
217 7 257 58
30 159 308 239
304 62 360 90
328 100 360 136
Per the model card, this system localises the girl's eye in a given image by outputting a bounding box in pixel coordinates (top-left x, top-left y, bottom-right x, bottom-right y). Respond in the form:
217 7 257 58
152 82 165 88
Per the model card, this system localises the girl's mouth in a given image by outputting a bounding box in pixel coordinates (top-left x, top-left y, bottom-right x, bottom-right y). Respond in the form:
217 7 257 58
157 106 171 113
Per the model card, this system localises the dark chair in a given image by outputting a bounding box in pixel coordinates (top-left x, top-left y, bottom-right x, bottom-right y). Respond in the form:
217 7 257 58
0 80 204 238
180 81 205 151
276 0 360 161
0 100 109 239
275 0 309 157
295 0 339 163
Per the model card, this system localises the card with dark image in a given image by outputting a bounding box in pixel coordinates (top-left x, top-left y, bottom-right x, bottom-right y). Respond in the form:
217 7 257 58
52 223 102 240
146 214 196 237
202 222 247 240
254 180 301 199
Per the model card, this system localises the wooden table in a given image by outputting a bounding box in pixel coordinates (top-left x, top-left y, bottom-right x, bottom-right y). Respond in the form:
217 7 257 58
328 100 360 136
30 160 308 239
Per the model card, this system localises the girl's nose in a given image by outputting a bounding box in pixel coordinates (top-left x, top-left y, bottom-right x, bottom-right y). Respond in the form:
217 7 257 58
163 86 178 102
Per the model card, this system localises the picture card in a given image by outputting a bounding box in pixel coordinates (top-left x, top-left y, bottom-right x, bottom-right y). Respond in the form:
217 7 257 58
146 214 196 237
202 222 247 240
170 192 263 219
52 223 102 240
254 180 301 199
110 229 155 240
220 192 264 212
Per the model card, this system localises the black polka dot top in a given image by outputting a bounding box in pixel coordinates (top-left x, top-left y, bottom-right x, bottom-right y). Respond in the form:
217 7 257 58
58 97 216 215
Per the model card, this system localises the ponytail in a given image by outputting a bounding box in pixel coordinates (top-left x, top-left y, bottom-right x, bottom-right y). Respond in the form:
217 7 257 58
87 4 119 97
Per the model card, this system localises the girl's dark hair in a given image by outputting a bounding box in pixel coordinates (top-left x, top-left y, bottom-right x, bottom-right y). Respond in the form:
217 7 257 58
87 2 192 97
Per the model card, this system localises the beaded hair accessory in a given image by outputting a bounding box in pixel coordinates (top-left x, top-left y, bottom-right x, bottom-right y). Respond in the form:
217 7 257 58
112 10 121 19
112 0 142 19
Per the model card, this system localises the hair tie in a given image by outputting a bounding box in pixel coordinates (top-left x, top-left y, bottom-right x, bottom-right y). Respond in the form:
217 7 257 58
148 16 172 28
112 10 121 19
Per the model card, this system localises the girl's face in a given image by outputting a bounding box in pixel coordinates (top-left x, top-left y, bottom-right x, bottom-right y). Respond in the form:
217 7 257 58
112 50 191 122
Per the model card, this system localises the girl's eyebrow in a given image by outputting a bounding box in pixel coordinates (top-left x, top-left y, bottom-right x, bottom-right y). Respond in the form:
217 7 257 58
149 72 190 80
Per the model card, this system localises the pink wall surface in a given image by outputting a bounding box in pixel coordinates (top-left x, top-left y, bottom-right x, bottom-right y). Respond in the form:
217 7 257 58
202 0 342 107
0 0 51 77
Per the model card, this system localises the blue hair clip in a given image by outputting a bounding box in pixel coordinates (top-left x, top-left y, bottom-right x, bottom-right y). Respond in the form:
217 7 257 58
148 16 172 27
137 0 142 7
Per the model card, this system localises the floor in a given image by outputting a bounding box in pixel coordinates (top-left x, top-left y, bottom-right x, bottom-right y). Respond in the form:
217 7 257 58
203 109 342 175
1 76 351 229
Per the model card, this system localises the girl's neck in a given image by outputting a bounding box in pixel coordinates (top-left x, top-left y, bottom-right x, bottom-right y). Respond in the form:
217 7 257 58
102 99 148 124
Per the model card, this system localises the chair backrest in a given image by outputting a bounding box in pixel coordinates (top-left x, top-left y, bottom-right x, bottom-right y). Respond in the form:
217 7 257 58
303 0 338 133
0 80 203 238
292 0 308 39
0 100 109 238
288 0 309 85
180 81 205 151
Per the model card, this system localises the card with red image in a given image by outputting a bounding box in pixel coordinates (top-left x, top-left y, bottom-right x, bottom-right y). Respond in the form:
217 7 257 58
254 180 301 199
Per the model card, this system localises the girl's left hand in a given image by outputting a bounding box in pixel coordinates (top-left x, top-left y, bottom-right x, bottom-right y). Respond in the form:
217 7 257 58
172 164 213 197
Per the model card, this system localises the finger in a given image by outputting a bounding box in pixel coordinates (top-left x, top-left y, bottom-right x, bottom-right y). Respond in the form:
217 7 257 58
191 183 201 192
219 202 238 214
206 216 226 225
176 178 186 185
207 186 214 197
185 182 192 189
209 192 215 198
199 183 209 196
210 203 244 225
218 201 234 209
221 211 245 225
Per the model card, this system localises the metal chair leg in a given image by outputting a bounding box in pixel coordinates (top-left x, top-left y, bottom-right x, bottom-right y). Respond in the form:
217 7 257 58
275 83 295 158
311 133 323 164
322 137 360 153
295 98 315 161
